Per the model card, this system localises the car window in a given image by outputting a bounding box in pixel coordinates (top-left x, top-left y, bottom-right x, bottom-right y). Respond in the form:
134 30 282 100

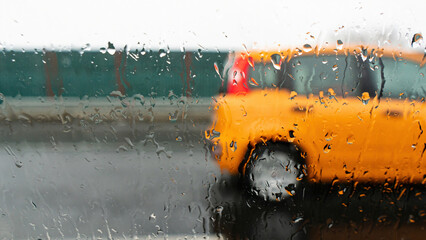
248 63 278 89
247 54 376 97
372 58 426 99
247 54 426 99
290 55 364 97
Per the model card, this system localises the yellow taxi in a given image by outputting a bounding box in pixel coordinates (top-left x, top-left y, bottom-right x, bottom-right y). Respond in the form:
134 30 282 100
206 45 426 200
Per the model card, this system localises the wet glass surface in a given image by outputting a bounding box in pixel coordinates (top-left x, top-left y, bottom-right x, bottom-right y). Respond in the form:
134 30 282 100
1 1 426 239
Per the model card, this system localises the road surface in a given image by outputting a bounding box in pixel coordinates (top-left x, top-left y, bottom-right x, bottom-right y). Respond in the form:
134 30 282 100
0 118 424 239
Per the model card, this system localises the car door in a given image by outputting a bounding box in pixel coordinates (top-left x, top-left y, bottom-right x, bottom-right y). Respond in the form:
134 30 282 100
288 53 378 181
362 56 426 182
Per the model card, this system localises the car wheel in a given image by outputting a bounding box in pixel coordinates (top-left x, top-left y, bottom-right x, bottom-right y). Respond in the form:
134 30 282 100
243 142 304 201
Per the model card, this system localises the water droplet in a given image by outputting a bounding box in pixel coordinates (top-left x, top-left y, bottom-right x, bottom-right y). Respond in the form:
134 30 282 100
247 56 255 69
332 64 338 71
325 132 333 141
214 62 220 76
249 78 259 86
206 129 220 140
80 43 91 55
326 218 334 228
99 47 106 54
360 48 368 62
233 71 238 78
110 90 125 98
346 135 355 144
230 141 237 152
270 54 282 70
327 88 336 99
116 145 128 152
322 58 328 64
359 92 370 105
293 217 304 223
169 110 178 122
197 48 203 58
377 215 387 223
107 42 116 55
336 40 343 50
149 213 156 222
18 114 31 124
50 136 57 148
133 94 145 105
412 33 423 47
289 130 295 139
5 145 15 157
15 160 23 168
159 49 167 58
215 206 224 214
303 44 312 52
408 214 416 223
323 144 331 153
242 44 249 54
124 137 134 148
289 91 297 100
240 105 247 116
155 145 172 158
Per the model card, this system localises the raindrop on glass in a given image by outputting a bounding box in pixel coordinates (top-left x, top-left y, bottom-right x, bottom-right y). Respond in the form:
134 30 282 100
336 40 343 50
149 213 156 222
346 135 355 144
303 44 312 52
107 42 116 55
248 56 255 69
359 92 370 105
214 62 220 76
270 54 282 70
249 78 259 86
411 33 423 47
230 141 237 152
15 160 23 168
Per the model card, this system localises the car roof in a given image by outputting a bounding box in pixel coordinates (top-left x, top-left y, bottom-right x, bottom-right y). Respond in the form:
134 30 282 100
237 45 426 66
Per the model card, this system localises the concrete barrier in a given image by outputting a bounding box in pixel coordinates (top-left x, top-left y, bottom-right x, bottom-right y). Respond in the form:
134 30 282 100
0 96 213 123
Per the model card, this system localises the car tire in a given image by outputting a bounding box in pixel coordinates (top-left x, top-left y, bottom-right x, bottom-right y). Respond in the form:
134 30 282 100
243 142 305 201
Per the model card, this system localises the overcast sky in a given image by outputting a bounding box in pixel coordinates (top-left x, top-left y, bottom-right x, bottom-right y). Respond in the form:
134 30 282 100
1 0 425 51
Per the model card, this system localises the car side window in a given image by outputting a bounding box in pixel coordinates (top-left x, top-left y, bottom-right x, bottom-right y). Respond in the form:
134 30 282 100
290 55 371 97
245 54 426 100
372 57 426 99
248 63 279 89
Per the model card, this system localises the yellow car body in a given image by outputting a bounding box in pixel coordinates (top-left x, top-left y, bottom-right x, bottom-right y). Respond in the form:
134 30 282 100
207 46 426 184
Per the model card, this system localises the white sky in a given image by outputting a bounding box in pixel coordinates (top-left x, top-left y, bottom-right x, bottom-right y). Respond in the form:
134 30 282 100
1 0 425 51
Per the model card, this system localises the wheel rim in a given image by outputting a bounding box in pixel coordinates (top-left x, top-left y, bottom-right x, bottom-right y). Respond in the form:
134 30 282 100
246 147 300 201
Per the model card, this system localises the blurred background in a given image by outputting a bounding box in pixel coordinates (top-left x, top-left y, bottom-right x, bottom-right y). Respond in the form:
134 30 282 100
0 0 425 239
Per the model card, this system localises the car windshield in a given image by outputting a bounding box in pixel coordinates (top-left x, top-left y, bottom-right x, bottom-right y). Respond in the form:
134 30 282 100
248 54 426 99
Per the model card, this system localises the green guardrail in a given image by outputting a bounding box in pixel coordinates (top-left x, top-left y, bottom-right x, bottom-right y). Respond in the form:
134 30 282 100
0 50 228 98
